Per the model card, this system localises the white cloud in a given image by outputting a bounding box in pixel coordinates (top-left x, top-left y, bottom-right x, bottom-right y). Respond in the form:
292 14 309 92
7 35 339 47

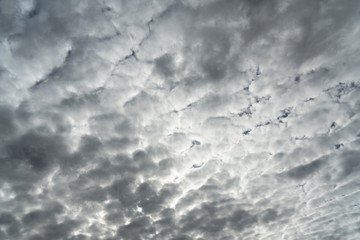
0 0 359 239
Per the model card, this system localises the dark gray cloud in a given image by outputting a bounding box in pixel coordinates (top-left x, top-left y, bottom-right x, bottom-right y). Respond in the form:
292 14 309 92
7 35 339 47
0 0 360 239
6 131 68 171
286 157 325 180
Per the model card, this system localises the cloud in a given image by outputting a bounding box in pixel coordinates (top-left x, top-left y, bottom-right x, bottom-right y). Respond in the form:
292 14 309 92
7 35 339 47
285 157 325 180
0 0 359 239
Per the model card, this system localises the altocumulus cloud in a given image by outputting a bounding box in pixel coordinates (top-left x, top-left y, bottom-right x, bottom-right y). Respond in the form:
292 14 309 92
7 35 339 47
0 0 360 239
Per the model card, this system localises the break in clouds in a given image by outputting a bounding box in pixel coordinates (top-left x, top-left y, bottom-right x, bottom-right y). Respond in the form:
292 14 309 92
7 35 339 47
0 0 360 239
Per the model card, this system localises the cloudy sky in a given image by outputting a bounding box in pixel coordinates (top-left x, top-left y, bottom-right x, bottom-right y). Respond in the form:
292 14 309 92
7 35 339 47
0 0 360 239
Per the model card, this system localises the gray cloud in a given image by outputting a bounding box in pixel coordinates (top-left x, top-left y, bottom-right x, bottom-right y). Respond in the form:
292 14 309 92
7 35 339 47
0 0 359 239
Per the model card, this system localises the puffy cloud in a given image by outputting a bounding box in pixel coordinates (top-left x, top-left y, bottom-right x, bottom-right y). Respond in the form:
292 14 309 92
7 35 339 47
0 0 359 239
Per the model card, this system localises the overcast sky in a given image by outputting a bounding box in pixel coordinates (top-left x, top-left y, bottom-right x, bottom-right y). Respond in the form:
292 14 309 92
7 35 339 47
0 0 360 239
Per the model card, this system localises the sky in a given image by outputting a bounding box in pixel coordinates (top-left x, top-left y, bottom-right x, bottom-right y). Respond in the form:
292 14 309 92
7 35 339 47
0 0 360 239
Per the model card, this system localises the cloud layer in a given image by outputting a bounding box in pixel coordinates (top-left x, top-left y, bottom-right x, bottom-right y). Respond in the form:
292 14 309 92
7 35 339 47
1 0 360 239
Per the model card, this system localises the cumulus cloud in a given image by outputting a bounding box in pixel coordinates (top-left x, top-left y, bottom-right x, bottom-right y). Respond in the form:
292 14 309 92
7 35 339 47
0 0 360 239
